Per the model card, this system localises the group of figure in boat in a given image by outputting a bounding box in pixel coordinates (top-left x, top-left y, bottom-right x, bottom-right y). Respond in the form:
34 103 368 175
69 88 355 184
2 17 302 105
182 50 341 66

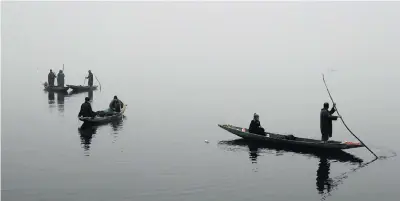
249 102 341 142
78 95 124 119
44 69 94 87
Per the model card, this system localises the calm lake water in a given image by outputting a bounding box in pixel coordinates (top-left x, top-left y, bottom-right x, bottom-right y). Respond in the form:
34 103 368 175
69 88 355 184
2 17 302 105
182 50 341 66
2 2 400 201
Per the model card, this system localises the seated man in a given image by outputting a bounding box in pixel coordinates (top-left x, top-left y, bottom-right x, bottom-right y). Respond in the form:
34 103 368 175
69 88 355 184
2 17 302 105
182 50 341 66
249 113 265 135
109 95 124 112
78 97 96 118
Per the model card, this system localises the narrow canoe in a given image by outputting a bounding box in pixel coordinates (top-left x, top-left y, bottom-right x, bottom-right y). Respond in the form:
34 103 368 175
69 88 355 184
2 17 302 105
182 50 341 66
218 124 364 150
44 85 69 92
79 103 127 124
67 85 98 92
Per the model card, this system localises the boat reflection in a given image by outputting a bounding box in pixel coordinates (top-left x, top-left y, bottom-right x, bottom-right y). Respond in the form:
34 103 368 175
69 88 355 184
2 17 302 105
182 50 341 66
69 90 93 99
218 139 363 164
78 118 125 155
218 139 364 198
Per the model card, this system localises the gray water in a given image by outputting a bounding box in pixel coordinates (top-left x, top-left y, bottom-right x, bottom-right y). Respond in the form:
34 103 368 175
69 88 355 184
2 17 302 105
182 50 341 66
2 2 400 201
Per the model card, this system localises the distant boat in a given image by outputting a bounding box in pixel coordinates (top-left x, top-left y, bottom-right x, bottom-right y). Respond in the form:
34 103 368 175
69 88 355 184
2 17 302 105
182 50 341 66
67 85 98 92
43 83 69 92
218 124 364 150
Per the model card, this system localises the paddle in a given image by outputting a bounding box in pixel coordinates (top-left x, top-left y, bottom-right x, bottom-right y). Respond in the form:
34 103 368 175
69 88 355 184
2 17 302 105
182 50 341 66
322 74 378 159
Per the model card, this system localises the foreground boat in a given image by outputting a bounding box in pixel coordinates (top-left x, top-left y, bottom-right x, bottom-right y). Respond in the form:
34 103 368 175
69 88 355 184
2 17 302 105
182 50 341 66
218 124 364 150
67 85 98 92
44 85 69 92
79 104 127 124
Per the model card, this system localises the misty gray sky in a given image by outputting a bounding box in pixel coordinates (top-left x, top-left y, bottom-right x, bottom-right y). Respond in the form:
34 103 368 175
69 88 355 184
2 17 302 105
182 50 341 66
2 2 399 135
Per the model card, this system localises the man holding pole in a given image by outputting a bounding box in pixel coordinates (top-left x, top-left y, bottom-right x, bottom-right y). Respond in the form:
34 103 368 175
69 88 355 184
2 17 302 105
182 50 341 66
320 102 341 142
86 70 94 87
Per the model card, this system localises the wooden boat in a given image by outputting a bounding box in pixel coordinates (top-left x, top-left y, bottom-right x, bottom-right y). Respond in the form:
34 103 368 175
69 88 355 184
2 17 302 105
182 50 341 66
79 103 127 124
44 85 69 92
218 124 364 150
67 85 98 92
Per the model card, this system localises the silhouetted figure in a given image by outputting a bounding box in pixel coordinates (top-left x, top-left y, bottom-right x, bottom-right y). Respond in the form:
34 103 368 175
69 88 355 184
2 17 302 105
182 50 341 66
249 113 265 135
109 95 123 112
78 97 96 118
86 70 94 87
48 69 56 86
57 70 65 87
320 102 340 141
316 156 332 194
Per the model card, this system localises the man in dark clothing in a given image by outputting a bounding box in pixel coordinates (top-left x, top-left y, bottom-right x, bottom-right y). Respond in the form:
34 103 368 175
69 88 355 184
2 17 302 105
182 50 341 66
57 70 65 87
86 70 94 87
320 102 341 141
48 70 56 86
249 113 265 136
109 96 123 112
78 97 96 118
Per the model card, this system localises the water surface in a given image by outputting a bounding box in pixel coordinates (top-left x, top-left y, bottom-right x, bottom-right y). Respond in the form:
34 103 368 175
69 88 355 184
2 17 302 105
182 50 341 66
2 2 400 201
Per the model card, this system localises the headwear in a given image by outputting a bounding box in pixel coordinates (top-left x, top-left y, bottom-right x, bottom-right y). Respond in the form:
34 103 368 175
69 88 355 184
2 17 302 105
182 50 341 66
254 113 259 118
114 95 118 99
323 102 329 108
85 97 90 102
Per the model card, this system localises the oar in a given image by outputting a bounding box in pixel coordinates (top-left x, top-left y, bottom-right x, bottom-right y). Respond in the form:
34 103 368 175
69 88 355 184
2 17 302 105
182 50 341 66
94 74 102 91
322 74 378 159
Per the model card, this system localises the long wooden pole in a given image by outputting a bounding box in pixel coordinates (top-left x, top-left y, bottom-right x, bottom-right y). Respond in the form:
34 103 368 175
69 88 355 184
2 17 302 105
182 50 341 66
322 74 378 159
94 74 102 91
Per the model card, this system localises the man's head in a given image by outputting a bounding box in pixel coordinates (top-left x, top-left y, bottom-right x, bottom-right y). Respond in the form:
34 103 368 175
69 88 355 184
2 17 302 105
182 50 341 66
59 70 63 73
114 95 118 100
88 70 91 73
254 113 259 120
85 97 90 102
323 102 329 109
50 69 53 72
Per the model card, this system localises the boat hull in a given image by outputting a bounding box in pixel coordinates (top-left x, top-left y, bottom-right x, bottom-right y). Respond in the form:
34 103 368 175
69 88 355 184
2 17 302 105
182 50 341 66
218 124 364 150
44 86 69 92
67 85 98 92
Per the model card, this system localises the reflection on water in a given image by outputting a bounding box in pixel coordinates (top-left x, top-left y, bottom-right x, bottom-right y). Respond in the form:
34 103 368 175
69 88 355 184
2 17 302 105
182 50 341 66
316 156 332 195
88 90 93 101
218 139 364 199
78 122 98 155
56 92 67 112
78 118 125 155
48 91 55 105
68 90 93 100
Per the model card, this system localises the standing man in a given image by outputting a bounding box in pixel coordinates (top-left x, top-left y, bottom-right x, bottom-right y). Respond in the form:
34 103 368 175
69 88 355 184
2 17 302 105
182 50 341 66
320 102 341 142
57 70 65 87
48 69 56 86
86 70 94 87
